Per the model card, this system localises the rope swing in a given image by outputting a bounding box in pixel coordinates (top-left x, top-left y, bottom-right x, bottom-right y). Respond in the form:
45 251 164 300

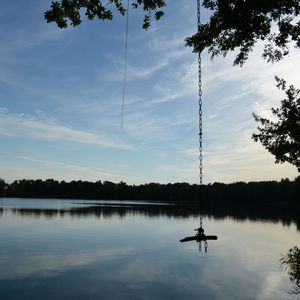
197 0 203 185
121 0 130 129
121 0 203 186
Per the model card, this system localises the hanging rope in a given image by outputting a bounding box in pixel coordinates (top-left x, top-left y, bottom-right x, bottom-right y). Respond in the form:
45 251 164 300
121 0 130 129
197 0 203 184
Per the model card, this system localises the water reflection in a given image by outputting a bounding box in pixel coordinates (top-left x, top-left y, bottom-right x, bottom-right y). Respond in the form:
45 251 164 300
0 199 299 299
0 247 134 280
1 202 299 232
281 246 300 297
180 217 218 252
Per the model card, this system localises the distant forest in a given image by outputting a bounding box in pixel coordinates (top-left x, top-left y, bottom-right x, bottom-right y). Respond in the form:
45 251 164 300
0 177 299 207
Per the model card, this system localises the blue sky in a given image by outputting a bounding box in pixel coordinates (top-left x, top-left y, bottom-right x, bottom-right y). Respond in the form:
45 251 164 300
0 0 299 184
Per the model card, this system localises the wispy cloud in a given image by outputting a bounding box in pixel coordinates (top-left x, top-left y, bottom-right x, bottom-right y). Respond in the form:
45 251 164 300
0 108 134 150
0 23 69 64
15 156 65 168
105 46 190 83
181 124 298 183
206 136 298 183
14 155 126 178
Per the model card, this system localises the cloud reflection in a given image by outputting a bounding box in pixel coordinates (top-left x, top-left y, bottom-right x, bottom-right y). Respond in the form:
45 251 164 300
0 247 133 280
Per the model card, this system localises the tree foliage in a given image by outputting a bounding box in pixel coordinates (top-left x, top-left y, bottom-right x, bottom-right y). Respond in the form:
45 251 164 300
45 1 300 65
185 0 300 65
0 179 8 195
44 0 166 30
1 177 299 203
281 246 300 295
252 77 300 172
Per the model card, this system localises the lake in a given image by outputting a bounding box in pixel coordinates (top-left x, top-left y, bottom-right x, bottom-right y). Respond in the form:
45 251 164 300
0 198 299 300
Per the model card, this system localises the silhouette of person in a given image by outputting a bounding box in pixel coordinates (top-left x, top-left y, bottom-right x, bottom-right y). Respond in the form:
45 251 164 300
197 227 204 236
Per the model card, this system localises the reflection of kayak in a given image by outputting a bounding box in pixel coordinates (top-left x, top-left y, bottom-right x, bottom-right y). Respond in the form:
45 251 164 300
180 234 218 242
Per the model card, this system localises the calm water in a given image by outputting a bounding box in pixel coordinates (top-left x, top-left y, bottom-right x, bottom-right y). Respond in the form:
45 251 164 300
0 198 299 300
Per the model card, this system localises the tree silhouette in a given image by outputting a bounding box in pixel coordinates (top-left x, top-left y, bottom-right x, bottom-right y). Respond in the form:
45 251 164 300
44 0 166 30
252 77 300 172
281 246 300 296
0 178 8 196
45 1 300 65
185 0 300 66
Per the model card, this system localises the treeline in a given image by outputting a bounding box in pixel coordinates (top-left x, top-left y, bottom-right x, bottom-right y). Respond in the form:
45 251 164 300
0 177 299 206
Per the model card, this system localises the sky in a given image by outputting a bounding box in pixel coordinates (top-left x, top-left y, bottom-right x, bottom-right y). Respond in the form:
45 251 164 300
0 0 299 184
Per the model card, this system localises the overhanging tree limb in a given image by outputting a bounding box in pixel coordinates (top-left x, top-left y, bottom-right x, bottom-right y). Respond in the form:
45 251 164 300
45 1 300 65
252 77 300 172
44 0 166 30
185 0 300 66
